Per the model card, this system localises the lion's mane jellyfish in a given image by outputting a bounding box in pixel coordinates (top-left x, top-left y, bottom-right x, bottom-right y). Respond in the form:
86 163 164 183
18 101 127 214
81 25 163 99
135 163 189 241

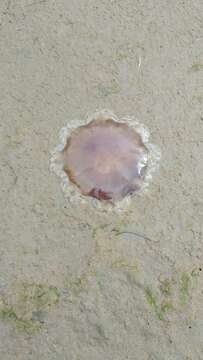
50 111 160 208
62 118 148 201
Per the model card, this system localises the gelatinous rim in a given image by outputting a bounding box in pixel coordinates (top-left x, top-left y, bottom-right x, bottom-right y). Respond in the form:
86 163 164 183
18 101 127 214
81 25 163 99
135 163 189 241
50 110 161 212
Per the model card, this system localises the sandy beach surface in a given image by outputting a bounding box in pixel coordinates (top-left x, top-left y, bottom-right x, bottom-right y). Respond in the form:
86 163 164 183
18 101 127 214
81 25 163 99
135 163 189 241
0 1 203 359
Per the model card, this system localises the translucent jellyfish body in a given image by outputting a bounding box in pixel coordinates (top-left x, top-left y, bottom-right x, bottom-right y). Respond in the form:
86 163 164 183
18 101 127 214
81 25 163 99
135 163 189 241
50 111 161 209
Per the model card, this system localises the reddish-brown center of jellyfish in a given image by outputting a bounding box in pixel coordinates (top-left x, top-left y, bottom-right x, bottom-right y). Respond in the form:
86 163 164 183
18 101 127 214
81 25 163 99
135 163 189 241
62 118 148 202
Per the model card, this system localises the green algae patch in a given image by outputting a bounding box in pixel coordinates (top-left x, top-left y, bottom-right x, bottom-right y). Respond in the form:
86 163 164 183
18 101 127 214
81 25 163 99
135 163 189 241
0 283 60 334
98 79 121 97
145 287 156 307
145 286 173 321
191 63 203 71
0 302 42 334
161 301 174 313
145 267 201 321
0 306 18 322
67 271 96 300
179 272 190 305
111 257 138 284
159 278 172 296
111 258 137 273
145 287 165 321
20 283 60 309
177 268 199 306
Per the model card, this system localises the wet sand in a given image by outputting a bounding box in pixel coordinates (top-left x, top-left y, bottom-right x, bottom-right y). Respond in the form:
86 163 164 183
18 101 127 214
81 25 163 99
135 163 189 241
0 1 203 359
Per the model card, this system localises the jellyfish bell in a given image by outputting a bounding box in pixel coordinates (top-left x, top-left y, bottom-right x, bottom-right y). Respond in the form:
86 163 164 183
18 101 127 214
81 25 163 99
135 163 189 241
50 111 161 209
61 118 149 202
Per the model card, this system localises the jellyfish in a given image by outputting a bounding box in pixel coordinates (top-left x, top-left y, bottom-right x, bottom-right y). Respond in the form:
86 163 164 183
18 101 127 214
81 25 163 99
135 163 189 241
50 111 161 207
